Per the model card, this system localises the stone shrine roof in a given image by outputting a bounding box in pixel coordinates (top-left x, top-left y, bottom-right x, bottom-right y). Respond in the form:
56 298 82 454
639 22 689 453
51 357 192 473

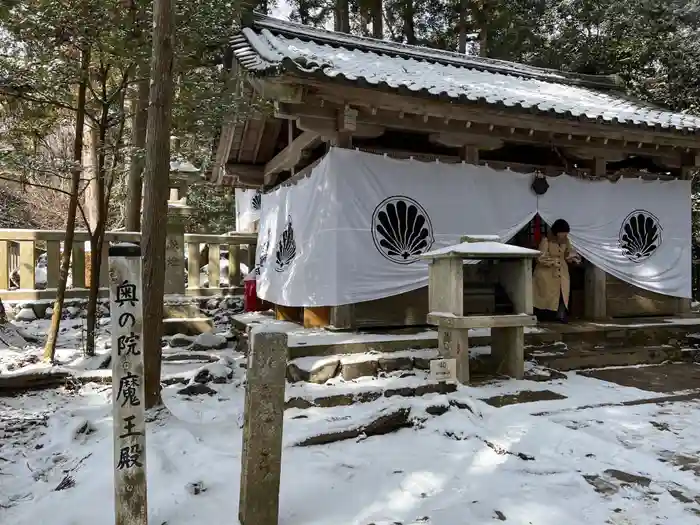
421 241 541 260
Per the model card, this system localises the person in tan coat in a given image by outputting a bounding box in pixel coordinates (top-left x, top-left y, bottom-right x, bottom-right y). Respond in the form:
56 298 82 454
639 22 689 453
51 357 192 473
533 219 581 323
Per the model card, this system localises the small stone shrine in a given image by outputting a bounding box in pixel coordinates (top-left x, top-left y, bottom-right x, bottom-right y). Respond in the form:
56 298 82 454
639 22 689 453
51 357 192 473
421 235 540 384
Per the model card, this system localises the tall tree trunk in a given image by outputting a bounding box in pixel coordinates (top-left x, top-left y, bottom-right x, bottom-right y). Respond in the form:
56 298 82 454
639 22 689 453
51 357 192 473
44 48 89 362
85 226 105 355
84 127 99 230
125 0 148 232
298 0 310 25
126 75 148 232
479 0 488 57
458 0 468 53
372 0 383 39
403 0 415 44
336 0 350 33
142 0 174 409
84 107 108 358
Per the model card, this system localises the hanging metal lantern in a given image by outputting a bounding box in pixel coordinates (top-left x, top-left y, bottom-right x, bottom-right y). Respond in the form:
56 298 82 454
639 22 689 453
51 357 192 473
531 172 549 195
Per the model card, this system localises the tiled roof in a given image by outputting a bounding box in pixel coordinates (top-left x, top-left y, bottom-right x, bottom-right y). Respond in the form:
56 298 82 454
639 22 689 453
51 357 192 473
232 15 700 134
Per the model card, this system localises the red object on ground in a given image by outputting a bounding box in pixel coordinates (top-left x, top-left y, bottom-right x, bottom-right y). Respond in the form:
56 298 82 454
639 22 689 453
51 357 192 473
244 273 261 312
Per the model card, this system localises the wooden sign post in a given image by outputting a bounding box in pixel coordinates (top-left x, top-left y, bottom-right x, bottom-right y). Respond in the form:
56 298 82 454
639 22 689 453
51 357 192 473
109 243 148 525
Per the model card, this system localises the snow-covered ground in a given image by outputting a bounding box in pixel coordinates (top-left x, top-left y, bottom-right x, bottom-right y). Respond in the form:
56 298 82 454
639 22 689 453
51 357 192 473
2 312 700 524
3 371 700 524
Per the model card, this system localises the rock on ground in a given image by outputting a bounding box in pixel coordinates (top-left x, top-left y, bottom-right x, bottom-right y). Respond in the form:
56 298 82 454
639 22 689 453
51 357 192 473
193 363 234 384
191 332 227 350
0 323 28 348
177 383 217 396
15 308 37 322
170 333 195 348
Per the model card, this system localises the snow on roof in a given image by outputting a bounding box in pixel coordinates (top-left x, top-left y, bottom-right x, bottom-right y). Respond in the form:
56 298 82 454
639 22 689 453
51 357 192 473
232 15 700 133
461 234 500 242
170 160 200 173
421 241 541 259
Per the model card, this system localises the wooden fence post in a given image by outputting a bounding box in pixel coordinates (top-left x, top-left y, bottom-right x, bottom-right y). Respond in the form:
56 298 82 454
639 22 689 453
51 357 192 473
109 243 148 525
239 328 287 525
228 244 241 287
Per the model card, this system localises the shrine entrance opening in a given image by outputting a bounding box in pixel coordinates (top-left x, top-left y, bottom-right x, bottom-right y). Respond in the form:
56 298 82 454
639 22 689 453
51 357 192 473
512 215 586 320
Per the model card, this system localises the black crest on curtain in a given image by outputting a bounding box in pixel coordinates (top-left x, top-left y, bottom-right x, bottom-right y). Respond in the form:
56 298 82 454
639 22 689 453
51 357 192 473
274 217 296 272
371 196 434 264
619 210 662 263
251 190 262 211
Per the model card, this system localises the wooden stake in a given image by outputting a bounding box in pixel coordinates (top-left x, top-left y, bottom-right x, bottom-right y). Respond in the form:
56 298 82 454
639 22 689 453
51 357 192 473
109 243 148 525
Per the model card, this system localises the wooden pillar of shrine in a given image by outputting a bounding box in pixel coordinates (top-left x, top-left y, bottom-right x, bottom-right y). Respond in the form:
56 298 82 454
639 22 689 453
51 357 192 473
584 157 608 320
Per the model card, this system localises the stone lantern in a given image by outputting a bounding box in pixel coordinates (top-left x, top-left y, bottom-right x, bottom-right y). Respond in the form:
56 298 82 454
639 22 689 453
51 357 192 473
165 159 201 295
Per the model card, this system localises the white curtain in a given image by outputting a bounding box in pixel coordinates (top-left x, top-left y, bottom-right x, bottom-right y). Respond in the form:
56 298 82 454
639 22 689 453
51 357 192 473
255 148 692 307
234 188 262 232
538 175 691 298
256 148 536 306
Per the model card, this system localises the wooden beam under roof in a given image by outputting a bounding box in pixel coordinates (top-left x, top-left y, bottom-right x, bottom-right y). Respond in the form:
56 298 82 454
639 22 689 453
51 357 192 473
289 77 700 149
295 116 385 139
275 99 684 164
212 63 251 185
219 164 265 187
236 118 252 163
356 146 678 179
212 120 237 184
263 130 323 185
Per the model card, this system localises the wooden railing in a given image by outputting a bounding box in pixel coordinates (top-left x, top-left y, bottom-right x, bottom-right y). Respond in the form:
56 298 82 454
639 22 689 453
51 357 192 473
0 229 257 301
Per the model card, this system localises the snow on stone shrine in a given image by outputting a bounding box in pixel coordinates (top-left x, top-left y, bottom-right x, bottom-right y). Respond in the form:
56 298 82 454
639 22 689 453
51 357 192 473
421 236 541 384
214 13 699 333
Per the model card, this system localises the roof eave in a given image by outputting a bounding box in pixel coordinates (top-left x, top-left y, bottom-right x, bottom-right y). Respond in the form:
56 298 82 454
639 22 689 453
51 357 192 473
274 70 700 145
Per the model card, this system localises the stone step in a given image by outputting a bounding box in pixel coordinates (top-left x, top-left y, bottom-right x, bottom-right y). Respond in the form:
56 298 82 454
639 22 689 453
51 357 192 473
286 347 568 386
163 317 213 336
163 303 204 319
285 372 458 410
286 348 440 384
528 322 698 349
529 345 695 372
285 342 692 384
278 320 700 360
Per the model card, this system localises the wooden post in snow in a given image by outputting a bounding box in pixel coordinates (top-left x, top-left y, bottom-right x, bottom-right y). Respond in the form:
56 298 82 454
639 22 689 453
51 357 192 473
109 243 148 525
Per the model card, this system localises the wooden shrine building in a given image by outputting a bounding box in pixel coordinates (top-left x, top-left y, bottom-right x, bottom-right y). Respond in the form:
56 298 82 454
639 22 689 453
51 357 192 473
214 14 700 329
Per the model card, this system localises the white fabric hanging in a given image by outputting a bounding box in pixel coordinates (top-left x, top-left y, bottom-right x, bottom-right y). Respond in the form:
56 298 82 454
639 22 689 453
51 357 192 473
255 148 692 307
256 148 536 306
538 175 691 299
234 188 262 232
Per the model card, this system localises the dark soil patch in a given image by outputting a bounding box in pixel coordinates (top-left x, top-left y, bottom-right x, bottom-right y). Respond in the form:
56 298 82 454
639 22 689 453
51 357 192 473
295 408 412 446
578 363 700 394
658 451 700 476
603 469 651 487
482 389 567 408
